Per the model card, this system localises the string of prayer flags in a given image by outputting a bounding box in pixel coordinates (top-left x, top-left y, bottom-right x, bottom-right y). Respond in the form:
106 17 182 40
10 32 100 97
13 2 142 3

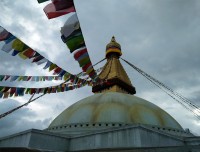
0 26 90 85
0 75 63 82
43 0 75 19
77 67 103 81
0 81 89 99
61 13 98 80
37 2 99 81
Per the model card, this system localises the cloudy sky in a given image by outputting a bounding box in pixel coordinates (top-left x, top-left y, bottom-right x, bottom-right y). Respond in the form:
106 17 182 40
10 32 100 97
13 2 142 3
0 0 200 137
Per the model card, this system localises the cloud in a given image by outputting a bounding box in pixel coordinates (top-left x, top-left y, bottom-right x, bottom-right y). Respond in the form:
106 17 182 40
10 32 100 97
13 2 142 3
0 99 52 137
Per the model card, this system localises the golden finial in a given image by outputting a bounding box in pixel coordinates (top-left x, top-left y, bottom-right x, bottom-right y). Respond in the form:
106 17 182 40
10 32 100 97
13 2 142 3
106 36 122 58
111 36 116 42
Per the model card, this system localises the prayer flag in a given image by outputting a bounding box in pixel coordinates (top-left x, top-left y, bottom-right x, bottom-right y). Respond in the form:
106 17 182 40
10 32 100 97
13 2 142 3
43 61 52 69
10 88 16 95
23 76 28 81
76 52 89 62
5 76 10 81
54 67 62 74
58 70 66 77
64 73 71 81
2 39 15 53
36 58 48 65
32 55 44 63
4 35 16 44
18 76 23 81
79 57 90 67
3 87 10 93
3 92 9 99
61 13 80 38
0 76 4 81
0 86 4 92
27 76 32 81
0 92 3 98
65 34 85 52
74 47 87 60
30 88 36 94
61 29 82 42
31 52 40 59
43 3 75 19
12 50 20 56
82 63 92 72
0 30 10 41
49 64 57 72
52 0 74 11
86 66 93 74
18 52 29 59
12 39 25 52
10 76 19 82
23 48 35 58
17 88 25 96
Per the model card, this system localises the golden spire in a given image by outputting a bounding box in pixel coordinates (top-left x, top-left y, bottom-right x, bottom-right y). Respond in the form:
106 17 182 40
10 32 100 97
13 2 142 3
92 37 136 94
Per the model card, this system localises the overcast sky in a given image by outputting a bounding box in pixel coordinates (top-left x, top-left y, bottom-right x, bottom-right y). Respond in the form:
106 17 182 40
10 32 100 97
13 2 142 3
0 0 200 137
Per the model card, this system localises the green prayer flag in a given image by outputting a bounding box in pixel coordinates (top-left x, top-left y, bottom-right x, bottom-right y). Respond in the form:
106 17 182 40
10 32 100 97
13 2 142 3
0 76 4 81
79 58 90 67
0 86 4 92
57 86 61 92
25 88 30 94
44 88 48 94
66 34 85 52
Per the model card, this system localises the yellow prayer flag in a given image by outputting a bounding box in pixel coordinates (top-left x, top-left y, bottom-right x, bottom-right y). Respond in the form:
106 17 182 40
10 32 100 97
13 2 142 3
49 64 57 72
18 76 24 81
12 39 25 52
18 52 28 59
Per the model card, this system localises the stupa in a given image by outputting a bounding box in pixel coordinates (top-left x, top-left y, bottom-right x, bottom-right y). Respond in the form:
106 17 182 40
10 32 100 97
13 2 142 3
0 37 199 152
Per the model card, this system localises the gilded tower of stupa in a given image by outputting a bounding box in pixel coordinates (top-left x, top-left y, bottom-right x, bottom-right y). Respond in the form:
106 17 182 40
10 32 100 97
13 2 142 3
92 36 136 94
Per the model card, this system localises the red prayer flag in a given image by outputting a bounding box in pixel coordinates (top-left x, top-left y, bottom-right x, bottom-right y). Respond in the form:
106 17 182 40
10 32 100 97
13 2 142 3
23 48 35 58
82 63 92 72
10 88 16 95
89 70 96 78
43 3 75 19
52 0 74 11
54 67 62 74
74 48 87 60
30 88 36 94
0 30 10 41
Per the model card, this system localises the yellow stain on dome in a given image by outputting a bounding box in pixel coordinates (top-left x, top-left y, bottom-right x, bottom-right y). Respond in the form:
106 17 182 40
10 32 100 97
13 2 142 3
49 92 183 130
